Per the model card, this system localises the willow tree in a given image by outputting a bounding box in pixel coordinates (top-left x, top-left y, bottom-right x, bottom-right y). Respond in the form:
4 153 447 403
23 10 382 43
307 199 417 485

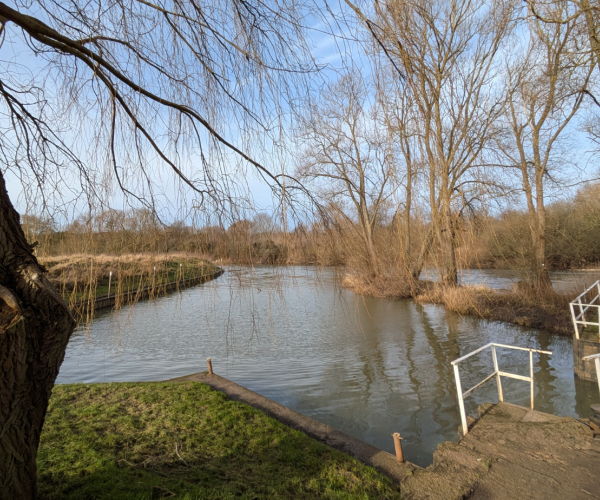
0 1 313 497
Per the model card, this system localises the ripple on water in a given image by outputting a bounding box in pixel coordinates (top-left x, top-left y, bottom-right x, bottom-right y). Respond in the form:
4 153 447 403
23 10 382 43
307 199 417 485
58 266 600 468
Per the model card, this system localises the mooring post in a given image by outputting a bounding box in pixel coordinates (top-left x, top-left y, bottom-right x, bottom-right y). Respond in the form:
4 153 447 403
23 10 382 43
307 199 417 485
207 357 213 375
107 271 112 298
392 433 404 463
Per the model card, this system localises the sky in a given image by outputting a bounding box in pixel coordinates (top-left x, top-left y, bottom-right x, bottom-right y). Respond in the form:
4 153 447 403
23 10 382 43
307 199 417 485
1 0 599 228
1 0 369 226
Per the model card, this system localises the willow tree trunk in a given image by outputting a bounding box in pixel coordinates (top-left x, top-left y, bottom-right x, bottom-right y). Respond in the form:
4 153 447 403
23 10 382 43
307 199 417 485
0 171 75 499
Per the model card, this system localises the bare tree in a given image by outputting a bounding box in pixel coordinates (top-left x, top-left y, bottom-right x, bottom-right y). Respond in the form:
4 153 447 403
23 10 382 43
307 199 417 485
0 0 314 496
378 75 423 277
296 73 396 276
526 0 600 74
346 0 517 285
495 3 594 289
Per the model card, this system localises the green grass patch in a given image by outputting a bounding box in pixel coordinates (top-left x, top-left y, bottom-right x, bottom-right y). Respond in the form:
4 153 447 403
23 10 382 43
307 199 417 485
39 382 401 499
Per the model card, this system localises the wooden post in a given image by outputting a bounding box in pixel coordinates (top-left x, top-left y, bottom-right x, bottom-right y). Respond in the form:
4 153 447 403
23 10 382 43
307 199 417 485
207 358 213 375
107 271 112 298
392 433 404 462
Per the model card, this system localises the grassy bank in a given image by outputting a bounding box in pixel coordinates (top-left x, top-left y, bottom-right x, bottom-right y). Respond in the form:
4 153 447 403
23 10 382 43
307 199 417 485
39 382 401 500
40 253 218 304
343 273 574 336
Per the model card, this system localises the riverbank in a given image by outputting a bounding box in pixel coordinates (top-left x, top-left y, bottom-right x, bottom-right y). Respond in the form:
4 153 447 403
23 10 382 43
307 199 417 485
342 273 574 336
41 253 218 305
415 283 573 336
39 382 401 499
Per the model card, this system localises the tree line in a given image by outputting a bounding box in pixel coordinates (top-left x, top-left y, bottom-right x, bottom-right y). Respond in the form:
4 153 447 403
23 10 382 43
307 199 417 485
23 178 600 275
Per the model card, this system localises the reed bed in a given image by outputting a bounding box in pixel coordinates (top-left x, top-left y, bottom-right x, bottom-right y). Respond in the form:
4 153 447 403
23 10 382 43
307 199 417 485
414 283 573 335
40 253 218 311
342 272 574 335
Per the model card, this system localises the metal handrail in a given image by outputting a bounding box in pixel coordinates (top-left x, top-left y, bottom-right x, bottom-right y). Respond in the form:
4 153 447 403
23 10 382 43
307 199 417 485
570 280 600 339
583 353 600 395
451 343 552 436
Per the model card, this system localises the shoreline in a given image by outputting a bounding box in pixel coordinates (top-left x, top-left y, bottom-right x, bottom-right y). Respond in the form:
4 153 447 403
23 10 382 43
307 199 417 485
70 267 224 314
40 380 403 499
342 274 576 337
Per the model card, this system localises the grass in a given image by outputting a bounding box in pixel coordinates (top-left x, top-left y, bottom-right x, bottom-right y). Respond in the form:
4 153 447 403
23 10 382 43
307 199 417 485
38 382 401 500
40 253 218 303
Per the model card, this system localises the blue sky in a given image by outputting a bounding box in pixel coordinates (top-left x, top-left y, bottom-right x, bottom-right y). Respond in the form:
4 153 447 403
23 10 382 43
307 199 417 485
1 0 599 227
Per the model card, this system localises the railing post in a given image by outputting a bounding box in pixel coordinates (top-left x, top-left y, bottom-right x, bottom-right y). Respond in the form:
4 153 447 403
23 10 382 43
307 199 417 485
570 303 580 339
529 349 534 411
453 363 468 436
579 297 586 325
492 345 503 402
596 358 600 396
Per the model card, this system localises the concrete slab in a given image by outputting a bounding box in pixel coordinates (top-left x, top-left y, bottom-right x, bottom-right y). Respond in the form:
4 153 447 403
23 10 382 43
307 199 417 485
402 402 600 500
520 410 563 423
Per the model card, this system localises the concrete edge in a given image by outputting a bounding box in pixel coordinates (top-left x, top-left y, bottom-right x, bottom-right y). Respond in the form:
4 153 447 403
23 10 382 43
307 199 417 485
168 372 420 484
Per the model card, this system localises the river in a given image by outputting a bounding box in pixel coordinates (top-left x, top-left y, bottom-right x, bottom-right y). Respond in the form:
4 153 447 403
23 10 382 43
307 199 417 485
57 266 600 468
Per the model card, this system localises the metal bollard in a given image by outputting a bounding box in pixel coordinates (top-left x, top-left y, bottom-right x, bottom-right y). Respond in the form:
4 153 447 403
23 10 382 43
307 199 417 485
392 433 404 463
207 358 213 375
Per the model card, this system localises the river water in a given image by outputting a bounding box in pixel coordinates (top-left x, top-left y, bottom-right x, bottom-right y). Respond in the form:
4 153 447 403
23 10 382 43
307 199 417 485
57 266 600 468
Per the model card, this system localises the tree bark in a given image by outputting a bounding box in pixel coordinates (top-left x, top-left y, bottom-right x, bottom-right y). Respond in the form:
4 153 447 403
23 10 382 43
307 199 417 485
580 0 600 74
532 168 552 290
439 185 458 286
0 170 76 499
440 210 458 286
411 225 434 280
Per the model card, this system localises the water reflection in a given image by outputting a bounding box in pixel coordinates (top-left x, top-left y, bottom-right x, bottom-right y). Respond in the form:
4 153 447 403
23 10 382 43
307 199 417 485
58 266 600 467
421 267 600 293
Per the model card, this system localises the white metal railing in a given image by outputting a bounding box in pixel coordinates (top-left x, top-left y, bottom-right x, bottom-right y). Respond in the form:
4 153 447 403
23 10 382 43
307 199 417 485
583 353 600 395
570 280 600 340
451 343 552 436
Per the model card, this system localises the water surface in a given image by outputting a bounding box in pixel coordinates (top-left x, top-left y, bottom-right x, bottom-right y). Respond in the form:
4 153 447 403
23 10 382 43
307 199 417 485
58 266 600 468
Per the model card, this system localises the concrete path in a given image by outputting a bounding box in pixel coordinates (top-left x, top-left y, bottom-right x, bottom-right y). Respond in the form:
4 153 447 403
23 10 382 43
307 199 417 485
402 402 600 499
